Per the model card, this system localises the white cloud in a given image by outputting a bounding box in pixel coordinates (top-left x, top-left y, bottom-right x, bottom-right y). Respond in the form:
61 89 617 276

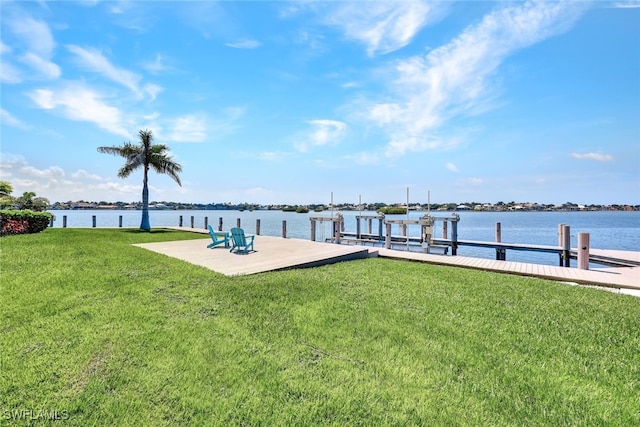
0 108 28 129
446 162 459 172
67 45 144 97
365 2 588 158
27 83 131 137
295 119 347 152
143 54 170 74
5 16 60 80
571 152 614 162
0 40 10 55
20 165 65 179
8 16 56 58
166 114 208 143
613 1 640 8
144 83 164 101
347 151 382 166
72 169 103 181
324 1 446 56
459 177 483 186
20 52 61 79
0 60 23 83
257 151 289 162
225 39 261 49
0 153 142 201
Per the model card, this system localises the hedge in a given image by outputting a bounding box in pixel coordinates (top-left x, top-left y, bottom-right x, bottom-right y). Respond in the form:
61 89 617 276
0 210 53 237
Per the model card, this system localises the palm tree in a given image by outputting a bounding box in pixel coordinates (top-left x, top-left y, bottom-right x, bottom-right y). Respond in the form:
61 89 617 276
98 129 182 231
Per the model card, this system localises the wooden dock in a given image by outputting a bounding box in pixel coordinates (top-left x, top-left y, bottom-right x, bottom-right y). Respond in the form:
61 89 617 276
374 248 639 294
135 227 638 295
134 233 372 276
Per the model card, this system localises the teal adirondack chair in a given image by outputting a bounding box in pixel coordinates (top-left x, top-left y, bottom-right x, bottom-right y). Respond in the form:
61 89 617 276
229 227 255 254
207 225 230 249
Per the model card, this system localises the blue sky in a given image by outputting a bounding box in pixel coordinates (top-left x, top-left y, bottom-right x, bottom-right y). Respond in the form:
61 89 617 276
1 1 639 206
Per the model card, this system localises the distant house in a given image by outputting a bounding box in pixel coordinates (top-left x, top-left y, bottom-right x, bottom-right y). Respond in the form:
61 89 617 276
456 205 471 210
71 202 96 210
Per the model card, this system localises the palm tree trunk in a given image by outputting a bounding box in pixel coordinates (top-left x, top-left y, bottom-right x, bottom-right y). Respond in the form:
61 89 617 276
140 168 151 231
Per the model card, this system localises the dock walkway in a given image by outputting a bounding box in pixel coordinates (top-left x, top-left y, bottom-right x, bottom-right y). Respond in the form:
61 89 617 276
138 227 638 295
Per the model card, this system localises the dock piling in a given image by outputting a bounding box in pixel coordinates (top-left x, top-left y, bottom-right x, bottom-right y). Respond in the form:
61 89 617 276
578 232 590 270
495 222 506 260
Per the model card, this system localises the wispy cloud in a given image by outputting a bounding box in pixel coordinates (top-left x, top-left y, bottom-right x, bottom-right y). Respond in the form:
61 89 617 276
613 1 640 8
0 108 29 129
295 119 347 152
67 45 145 98
571 152 614 162
20 165 65 179
5 16 60 80
143 54 171 74
446 162 459 173
364 2 588 158
324 1 447 56
166 114 208 143
72 169 103 181
459 177 483 186
226 39 261 49
27 83 131 137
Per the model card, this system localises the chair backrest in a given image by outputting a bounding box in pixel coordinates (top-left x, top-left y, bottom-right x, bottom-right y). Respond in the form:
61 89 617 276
208 225 221 240
230 227 246 246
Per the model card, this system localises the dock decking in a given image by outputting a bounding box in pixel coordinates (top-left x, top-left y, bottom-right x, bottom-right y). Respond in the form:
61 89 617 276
134 234 372 276
135 227 639 295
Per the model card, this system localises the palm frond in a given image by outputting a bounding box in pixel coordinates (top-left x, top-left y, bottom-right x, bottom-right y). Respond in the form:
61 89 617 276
150 155 183 186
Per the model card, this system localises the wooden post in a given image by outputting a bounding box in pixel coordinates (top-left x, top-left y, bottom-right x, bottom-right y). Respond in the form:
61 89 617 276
310 219 316 241
63 215 67 228
356 217 361 239
256 219 261 235
562 224 571 267
218 217 223 232
495 222 505 260
50 216 54 227
119 215 123 228
578 232 590 270
558 224 565 246
385 223 391 249
442 221 448 240
368 218 373 234
237 218 241 228
401 223 407 236
334 220 341 244
92 215 96 228
179 215 183 227
282 220 287 238
190 216 195 228
204 217 208 230
378 218 383 240
451 219 458 256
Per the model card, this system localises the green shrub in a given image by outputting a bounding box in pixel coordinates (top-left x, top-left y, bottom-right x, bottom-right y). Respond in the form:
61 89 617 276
377 206 406 214
0 210 52 237
295 206 309 213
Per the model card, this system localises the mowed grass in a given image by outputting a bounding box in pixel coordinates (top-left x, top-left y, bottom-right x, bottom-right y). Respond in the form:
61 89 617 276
1 229 639 426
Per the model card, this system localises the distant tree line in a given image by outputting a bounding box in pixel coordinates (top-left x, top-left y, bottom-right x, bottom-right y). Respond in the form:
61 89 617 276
47 198 639 212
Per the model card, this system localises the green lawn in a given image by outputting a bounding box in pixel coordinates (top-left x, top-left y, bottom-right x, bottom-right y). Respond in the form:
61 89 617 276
1 229 638 426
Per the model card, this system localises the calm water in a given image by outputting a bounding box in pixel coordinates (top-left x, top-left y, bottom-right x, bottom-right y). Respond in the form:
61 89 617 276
49 209 639 266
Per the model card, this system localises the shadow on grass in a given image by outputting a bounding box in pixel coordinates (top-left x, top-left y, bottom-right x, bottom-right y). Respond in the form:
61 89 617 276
120 229 174 234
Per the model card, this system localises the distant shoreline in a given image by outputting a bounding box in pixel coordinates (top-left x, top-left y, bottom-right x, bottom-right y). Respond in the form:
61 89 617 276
48 203 639 213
